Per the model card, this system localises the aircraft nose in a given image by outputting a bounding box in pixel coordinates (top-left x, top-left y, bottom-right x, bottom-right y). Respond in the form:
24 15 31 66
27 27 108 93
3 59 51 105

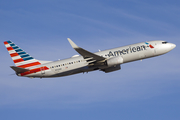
172 44 176 49
170 43 176 49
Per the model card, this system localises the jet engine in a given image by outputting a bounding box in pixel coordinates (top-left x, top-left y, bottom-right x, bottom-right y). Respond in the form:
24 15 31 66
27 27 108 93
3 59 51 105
106 56 123 67
101 65 121 73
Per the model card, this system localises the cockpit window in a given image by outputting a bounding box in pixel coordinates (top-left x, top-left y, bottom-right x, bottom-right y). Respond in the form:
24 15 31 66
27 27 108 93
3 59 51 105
162 42 168 44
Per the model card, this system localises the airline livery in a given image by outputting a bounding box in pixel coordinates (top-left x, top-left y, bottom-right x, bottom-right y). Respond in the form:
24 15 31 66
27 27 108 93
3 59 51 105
4 38 176 78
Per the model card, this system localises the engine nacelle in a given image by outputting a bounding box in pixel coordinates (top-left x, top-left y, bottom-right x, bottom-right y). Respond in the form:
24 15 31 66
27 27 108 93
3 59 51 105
106 56 123 67
102 65 121 73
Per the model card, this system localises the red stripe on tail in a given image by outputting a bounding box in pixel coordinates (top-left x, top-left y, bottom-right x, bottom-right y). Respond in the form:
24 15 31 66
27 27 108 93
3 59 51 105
7 47 14 51
13 58 24 63
17 62 41 68
4 41 8 45
10 53 19 57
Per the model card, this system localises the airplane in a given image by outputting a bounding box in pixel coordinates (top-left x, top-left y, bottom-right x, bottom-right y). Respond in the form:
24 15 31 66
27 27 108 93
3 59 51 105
4 38 176 78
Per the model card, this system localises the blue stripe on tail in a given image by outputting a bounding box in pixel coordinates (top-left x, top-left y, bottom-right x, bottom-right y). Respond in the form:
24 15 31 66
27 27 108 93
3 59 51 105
7 41 12 43
23 57 33 61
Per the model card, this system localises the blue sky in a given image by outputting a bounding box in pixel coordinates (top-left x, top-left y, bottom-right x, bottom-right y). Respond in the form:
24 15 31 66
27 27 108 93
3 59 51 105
0 0 180 120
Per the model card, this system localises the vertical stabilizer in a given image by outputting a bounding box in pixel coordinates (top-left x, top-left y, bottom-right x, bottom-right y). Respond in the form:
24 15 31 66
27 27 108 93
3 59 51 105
4 41 41 69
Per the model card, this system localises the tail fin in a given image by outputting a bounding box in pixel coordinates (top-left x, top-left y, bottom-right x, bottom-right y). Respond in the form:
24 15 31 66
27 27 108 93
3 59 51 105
4 41 41 69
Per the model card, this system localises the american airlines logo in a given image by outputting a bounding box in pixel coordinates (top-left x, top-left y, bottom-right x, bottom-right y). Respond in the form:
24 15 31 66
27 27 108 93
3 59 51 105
106 42 154 57
145 42 154 48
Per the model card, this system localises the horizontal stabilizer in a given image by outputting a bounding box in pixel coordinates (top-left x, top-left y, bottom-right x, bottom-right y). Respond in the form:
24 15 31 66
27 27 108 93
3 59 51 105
10 66 29 73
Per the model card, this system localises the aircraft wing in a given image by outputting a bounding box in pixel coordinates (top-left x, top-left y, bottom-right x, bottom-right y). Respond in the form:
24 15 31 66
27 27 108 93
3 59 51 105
67 38 105 61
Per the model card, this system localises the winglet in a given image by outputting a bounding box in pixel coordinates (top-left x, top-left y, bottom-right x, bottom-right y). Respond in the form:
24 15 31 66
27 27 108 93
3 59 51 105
67 38 79 48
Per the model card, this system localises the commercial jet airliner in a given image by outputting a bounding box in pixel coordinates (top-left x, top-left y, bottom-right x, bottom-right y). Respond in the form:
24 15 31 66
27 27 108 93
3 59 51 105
4 38 176 78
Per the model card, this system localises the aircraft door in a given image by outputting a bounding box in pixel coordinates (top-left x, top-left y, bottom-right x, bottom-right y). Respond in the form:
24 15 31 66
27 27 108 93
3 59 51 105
41 66 45 75
154 44 158 56
154 49 156 55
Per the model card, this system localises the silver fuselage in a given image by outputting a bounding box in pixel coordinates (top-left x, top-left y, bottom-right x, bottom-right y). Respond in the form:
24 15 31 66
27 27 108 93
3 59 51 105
20 40 176 78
